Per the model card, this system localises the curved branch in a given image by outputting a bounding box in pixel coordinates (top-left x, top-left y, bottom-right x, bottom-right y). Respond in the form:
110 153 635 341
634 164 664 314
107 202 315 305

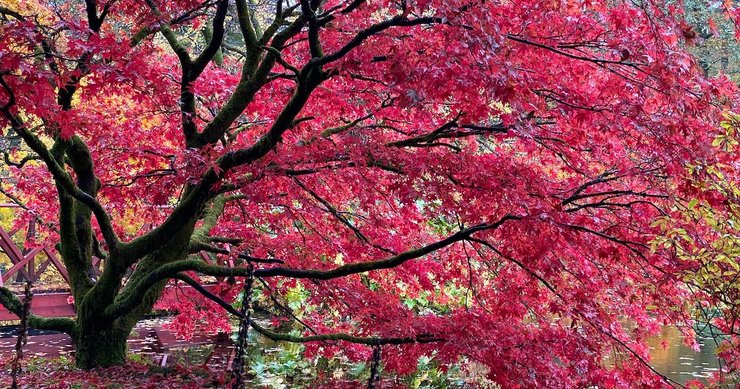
173 273 443 346
105 215 519 318
131 2 216 47
3 152 40 169
234 0 259 49
308 15 444 69
300 0 324 58
0 6 24 20
256 215 519 279
144 0 192 67
386 122 510 148
251 321 442 345
194 15 306 147
191 0 228 78
189 241 284 264
191 195 229 242
0 108 120 251
507 35 641 67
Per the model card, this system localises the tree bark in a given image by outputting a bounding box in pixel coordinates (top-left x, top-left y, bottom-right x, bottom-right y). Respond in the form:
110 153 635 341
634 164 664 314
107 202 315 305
72 319 129 369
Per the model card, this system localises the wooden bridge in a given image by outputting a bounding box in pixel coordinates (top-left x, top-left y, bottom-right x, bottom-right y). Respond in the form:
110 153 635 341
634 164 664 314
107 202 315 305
0 204 228 321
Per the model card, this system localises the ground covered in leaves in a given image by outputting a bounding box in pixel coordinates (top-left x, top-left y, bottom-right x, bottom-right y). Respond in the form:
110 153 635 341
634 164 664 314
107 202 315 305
0 352 484 388
0 355 228 388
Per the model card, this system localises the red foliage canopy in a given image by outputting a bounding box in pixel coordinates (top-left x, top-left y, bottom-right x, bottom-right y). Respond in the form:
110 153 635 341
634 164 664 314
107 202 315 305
0 0 736 386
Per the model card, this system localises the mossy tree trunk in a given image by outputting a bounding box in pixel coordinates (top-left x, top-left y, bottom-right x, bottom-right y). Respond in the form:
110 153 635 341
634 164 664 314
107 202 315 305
72 320 129 369
68 214 198 368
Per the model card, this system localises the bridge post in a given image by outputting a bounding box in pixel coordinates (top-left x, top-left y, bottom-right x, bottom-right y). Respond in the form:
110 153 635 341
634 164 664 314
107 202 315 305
16 219 37 283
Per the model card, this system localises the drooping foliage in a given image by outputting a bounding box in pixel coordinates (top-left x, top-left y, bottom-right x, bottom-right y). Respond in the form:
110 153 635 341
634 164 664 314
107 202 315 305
0 0 737 386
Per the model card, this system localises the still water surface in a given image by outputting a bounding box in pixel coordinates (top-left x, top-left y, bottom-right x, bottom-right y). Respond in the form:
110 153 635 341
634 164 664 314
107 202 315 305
648 326 721 384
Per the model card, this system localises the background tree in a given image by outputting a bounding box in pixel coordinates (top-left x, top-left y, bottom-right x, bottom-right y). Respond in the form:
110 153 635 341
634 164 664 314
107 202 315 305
0 0 736 386
682 0 740 79
655 112 740 385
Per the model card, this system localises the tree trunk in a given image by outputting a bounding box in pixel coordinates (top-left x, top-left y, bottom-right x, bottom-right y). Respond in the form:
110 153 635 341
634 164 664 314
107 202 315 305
71 278 139 369
70 220 198 369
72 321 129 369
70 273 166 369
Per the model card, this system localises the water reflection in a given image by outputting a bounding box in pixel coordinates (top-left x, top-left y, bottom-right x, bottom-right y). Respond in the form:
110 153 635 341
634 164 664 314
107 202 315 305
648 326 720 383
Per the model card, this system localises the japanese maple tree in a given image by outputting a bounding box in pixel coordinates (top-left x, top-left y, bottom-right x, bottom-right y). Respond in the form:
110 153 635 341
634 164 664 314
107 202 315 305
0 0 735 386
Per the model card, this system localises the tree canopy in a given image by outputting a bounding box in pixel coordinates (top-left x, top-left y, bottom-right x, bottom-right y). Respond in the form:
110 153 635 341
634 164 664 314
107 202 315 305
0 0 738 386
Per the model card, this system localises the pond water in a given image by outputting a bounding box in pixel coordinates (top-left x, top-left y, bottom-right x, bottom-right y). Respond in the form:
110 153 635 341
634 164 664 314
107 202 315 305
0 319 728 384
648 326 721 384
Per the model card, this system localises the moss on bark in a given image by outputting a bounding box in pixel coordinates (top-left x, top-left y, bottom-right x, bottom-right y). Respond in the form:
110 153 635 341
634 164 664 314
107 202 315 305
73 322 129 369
